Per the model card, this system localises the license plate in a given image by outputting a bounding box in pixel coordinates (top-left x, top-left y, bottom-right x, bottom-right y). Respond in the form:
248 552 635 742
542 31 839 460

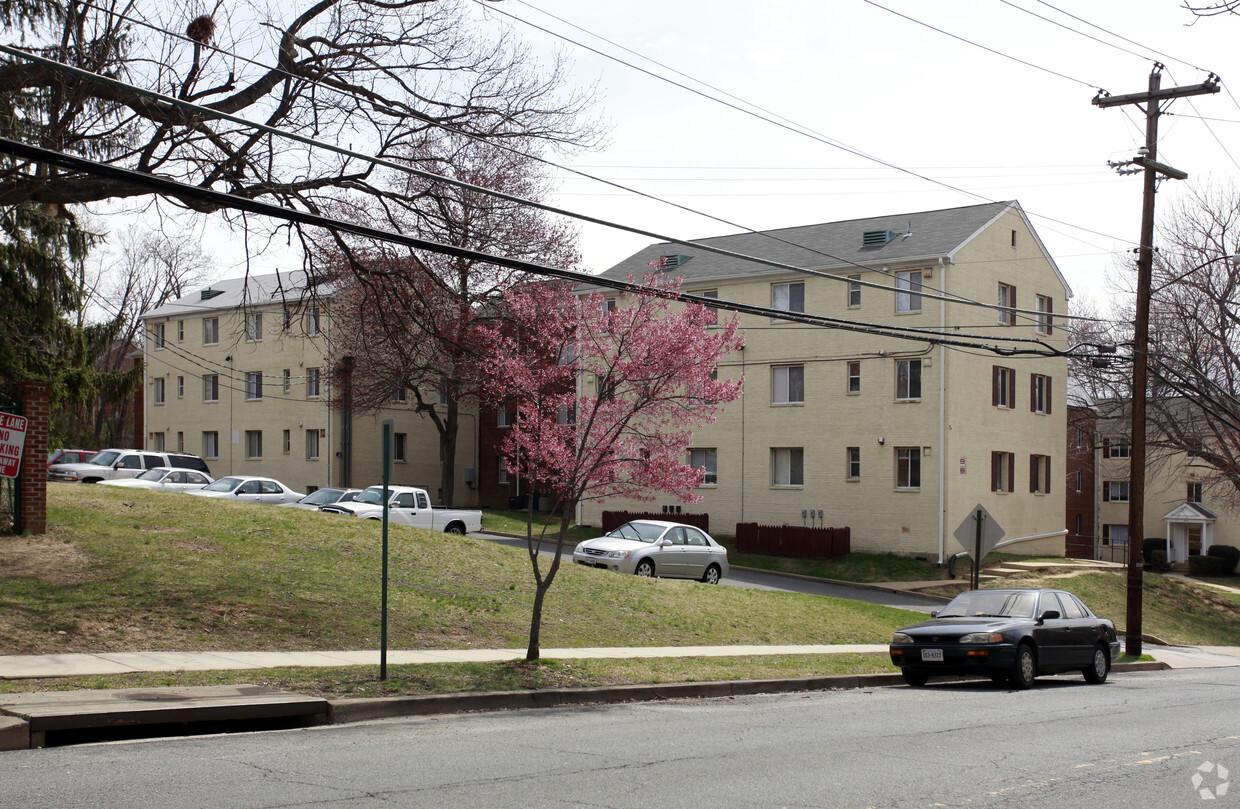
921 648 944 662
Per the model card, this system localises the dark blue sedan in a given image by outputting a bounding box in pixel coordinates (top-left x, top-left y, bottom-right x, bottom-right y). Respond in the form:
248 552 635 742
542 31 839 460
889 588 1120 688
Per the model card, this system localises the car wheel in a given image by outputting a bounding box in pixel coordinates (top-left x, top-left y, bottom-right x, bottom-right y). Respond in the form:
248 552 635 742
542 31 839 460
901 669 929 687
635 559 655 578
1011 643 1037 689
1083 645 1110 684
700 564 722 584
444 523 466 535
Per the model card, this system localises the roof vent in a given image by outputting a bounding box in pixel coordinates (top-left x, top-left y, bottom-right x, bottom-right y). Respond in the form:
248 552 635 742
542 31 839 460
862 229 900 247
199 288 224 301
649 254 692 270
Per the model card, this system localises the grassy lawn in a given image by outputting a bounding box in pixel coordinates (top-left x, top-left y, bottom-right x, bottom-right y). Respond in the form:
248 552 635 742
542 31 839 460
0 486 1231 699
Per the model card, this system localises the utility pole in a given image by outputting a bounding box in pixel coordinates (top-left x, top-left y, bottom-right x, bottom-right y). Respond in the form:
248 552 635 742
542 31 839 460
1093 64 1219 657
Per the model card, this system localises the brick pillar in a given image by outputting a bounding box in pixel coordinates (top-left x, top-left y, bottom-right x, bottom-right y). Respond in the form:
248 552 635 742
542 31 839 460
16 381 48 535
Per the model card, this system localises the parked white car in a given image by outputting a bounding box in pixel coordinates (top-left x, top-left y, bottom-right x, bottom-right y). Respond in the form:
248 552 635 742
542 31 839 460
188 475 304 504
319 485 482 535
48 448 212 483
98 467 214 492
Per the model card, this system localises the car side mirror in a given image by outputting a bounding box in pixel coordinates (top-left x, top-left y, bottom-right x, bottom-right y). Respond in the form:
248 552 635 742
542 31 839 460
1037 610 1060 624
657 539 672 547
930 610 939 618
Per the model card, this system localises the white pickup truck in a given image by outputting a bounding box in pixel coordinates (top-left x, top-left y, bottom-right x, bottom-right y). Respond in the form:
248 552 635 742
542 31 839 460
319 485 483 535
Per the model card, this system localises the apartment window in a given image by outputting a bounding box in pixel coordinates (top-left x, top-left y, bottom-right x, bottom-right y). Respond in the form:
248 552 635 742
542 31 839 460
896 447 921 489
282 307 292 332
245 430 263 459
245 312 263 342
246 372 263 400
847 447 861 480
202 431 219 459
153 378 165 405
150 432 165 452
992 366 1015 408
896 359 922 401
497 459 509 485
1188 482 1203 503
1035 294 1053 335
394 433 407 462
498 407 511 428
699 289 719 325
307 368 321 398
847 275 862 307
998 282 1016 325
1031 373 1052 414
177 320 184 341
772 281 805 317
557 405 576 425
1076 470 1083 493
847 361 861 394
283 369 291 394
152 323 165 350
1076 427 1086 450
306 306 321 336
1030 454 1051 494
772 448 804 487
895 270 922 313
992 451 1014 493
203 374 219 402
690 448 718 485
1102 524 1129 546
203 317 219 345
772 365 805 404
394 387 407 404
1103 481 1130 502
1075 514 1083 535
306 429 320 460
176 431 184 452
1106 438 1131 458
176 376 184 398
282 429 291 454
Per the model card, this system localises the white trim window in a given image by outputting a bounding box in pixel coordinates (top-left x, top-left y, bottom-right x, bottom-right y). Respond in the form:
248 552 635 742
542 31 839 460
246 372 263 400
896 447 921 489
245 312 263 342
895 270 922 313
847 275 861 307
690 448 718 485
202 317 219 345
998 282 1016 325
847 446 860 480
772 365 805 404
772 447 804 487
203 374 219 402
306 429 320 460
245 430 263 459
153 378 165 405
1035 294 1053 335
307 368 321 398
152 323 166 350
896 359 921 401
202 431 219 459
771 281 805 318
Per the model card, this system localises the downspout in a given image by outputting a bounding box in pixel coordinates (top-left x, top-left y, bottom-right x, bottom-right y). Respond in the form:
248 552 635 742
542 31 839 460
938 256 948 564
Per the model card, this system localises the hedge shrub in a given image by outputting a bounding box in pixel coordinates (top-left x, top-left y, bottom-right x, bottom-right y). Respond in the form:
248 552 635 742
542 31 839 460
1207 544 1239 574
1189 554 1232 576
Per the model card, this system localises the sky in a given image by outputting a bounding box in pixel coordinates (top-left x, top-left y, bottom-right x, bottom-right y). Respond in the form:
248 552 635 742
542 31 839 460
457 0 1240 310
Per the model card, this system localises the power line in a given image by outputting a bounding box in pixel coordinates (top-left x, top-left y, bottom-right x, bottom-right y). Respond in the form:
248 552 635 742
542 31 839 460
0 135 1071 358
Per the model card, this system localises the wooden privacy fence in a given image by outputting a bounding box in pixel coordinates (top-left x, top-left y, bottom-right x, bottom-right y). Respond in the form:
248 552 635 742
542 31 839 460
735 523 850 559
601 511 710 534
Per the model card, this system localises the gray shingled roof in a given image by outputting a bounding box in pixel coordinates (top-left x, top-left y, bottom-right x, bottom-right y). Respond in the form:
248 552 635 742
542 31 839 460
141 269 321 320
590 200 1042 287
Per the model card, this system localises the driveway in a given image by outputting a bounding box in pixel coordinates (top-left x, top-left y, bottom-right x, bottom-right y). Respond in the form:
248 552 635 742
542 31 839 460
474 532 942 613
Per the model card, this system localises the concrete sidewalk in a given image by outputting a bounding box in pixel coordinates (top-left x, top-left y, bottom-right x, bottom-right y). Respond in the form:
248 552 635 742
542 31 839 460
3 642 1238 681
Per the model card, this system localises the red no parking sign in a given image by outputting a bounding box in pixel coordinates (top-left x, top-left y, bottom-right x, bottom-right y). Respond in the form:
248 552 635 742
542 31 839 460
0 412 29 478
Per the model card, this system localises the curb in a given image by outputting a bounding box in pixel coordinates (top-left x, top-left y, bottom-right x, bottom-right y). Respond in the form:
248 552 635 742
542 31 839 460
326 662 1168 726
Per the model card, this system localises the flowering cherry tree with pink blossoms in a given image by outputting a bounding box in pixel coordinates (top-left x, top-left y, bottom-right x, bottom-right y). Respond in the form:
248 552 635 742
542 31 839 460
478 274 744 660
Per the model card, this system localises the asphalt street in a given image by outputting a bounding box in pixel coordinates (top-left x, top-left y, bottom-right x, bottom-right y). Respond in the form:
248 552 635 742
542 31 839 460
474 531 944 613
4 667 1236 808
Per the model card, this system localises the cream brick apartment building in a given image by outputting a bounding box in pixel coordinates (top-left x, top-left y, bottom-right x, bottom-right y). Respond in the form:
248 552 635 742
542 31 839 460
139 270 479 502
581 201 1070 561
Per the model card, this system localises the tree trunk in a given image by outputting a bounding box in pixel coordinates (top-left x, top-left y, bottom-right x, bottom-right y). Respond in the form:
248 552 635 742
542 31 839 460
526 580 548 661
440 397 459 507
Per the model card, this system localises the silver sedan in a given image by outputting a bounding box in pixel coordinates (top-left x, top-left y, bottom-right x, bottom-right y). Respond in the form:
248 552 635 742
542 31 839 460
188 475 304 504
98 467 214 492
573 520 729 584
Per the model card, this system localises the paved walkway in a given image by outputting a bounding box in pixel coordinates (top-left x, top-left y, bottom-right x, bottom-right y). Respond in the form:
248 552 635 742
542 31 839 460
2 643 1238 680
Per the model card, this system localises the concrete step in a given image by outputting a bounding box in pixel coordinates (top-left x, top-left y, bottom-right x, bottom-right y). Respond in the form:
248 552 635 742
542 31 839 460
0 684 327 749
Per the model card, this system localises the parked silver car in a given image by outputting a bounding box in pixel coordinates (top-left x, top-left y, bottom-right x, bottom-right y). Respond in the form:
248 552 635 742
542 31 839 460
98 467 214 492
573 520 729 584
279 487 363 510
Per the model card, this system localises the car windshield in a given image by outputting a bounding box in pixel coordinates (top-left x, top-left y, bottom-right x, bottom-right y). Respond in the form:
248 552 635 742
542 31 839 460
87 450 120 466
202 477 242 492
135 468 169 481
939 590 1039 619
354 488 387 505
300 489 342 505
605 522 666 543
